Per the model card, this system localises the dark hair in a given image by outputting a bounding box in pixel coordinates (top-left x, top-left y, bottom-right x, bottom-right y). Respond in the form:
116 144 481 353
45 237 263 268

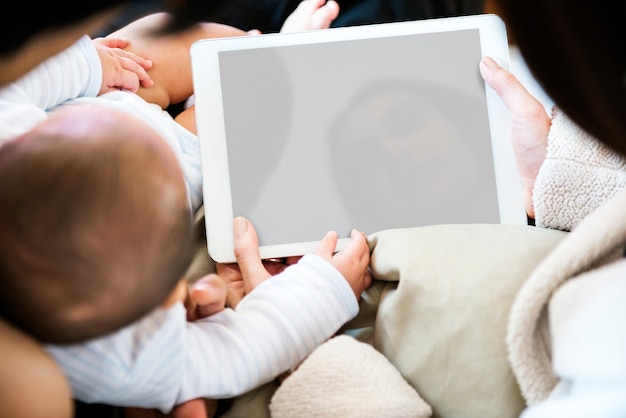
0 0 230 55
496 1 626 156
0 1 131 55
0 123 193 343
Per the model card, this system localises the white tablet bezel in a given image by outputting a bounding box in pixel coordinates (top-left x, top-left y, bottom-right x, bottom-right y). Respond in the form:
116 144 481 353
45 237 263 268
191 13 525 263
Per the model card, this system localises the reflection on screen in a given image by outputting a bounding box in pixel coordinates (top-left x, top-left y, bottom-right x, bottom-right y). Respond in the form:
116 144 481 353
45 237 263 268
218 29 499 246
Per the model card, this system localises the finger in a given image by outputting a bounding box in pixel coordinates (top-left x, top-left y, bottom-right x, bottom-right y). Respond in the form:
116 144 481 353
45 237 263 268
119 58 154 88
214 262 245 308
333 230 370 278
340 229 369 261
110 70 140 93
232 217 271 293
171 398 207 418
115 48 153 70
215 261 242 283
330 230 372 299
183 284 197 321
314 230 339 261
98 37 129 49
189 274 227 319
103 43 152 71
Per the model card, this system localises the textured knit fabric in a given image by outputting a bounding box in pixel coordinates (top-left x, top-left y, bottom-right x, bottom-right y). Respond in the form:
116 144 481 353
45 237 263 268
46 255 358 413
508 108 626 417
269 335 432 418
533 108 626 231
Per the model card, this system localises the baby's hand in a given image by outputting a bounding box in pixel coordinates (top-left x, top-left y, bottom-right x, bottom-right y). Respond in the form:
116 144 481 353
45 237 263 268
92 37 154 95
315 229 372 300
185 274 228 321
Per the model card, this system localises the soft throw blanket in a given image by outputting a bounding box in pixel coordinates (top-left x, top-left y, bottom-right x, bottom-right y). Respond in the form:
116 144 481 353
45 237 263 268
269 335 432 418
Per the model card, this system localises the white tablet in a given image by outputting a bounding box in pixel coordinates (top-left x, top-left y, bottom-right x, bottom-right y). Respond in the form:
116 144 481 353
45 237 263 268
191 13 526 263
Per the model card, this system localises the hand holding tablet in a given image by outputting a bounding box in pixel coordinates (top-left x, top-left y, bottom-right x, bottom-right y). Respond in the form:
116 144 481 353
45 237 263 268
191 14 526 263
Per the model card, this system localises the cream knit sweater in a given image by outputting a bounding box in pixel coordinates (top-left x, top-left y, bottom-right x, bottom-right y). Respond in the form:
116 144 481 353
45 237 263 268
534 108 626 231
508 108 626 409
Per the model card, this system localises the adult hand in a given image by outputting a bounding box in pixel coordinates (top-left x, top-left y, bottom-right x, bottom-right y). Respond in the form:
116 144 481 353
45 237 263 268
479 56 551 219
314 229 372 300
159 218 293 418
129 219 371 418
216 217 300 308
93 37 154 94
217 218 372 306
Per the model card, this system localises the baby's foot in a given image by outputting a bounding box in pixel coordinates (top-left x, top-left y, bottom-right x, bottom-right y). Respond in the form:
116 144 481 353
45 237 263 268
280 0 340 33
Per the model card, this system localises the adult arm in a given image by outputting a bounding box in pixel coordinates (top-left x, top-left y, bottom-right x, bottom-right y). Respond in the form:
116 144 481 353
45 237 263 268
480 56 626 231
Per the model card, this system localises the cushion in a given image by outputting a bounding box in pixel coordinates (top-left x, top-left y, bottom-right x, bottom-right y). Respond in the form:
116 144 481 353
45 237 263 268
186 212 567 418
270 335 432 418
362 223 567 418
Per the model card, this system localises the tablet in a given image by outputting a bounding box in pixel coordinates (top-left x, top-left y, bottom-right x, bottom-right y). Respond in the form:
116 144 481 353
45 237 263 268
191 13 526 263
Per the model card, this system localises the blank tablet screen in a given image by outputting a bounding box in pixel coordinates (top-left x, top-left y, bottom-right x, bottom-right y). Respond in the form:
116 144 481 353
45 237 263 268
218 28 499 245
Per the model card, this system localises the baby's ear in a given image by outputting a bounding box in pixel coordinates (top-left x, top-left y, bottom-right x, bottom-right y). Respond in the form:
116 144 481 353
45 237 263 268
269 335 432 418
160 279 187 309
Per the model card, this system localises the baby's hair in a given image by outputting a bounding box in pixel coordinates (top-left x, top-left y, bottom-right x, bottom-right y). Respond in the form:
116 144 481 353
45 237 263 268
0 120 193 343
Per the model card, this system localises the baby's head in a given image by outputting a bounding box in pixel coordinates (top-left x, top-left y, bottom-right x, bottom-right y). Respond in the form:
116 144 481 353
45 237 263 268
0 105 193 343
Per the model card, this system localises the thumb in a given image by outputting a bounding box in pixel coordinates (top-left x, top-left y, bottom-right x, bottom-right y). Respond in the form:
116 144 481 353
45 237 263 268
314 230 339 262
233 217 271 292
479 56 537 112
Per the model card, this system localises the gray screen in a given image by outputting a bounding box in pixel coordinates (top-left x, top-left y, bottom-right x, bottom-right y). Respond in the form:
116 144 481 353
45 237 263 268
218 29 499 245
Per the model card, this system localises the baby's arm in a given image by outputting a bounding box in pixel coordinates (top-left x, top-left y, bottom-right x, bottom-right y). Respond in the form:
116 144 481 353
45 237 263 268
0 36 101 142
177 218 371 403
105 13 248 110
179 252 365 400
45 218 370 412
46 254 363 411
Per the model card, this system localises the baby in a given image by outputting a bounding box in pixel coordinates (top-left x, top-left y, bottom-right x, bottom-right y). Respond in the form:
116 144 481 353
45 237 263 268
0 104 193 343
0 0 372 414
0 103 371 413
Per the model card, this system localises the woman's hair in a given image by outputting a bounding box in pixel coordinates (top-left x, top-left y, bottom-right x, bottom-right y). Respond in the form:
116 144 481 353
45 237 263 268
496 0 626 156
0 120 193 344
